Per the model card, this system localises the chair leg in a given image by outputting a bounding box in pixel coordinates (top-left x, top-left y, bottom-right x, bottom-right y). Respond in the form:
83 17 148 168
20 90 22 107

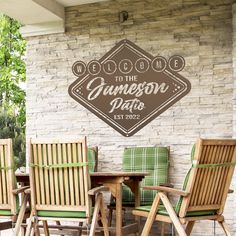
161 222 165 236
89 193 102 236
56 221 65 236
108 194 115 226
13 194 29 236
43 221 49 236
171 223 175 236
218 220 231 236
141 193 161 236
186 221 194 236
34 218 40 236
25 212 34 236
100 195 109 236
158 192 187 236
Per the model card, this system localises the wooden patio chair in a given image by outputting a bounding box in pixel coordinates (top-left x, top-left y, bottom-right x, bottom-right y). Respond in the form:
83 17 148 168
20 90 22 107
133 139 236 236
0 139 30 236
26 137 109 236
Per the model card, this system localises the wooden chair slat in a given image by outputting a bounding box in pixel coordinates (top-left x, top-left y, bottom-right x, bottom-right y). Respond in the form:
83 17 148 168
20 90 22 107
0 145 4 204
201 145 220 205
0 145 7 204
57 143 65 206
206 145 224 205
52 144 60 205
216 146 234 204
72 143 80 205
35 205 87 212
215 146 232 202
62 143 70 205
33 144 41 205
82 138 90 215
43 144 50 205
5 141 15 211
219 145 236 213
77 143 85 206
67 143 75 206
47 144 55 205
38 144 45 205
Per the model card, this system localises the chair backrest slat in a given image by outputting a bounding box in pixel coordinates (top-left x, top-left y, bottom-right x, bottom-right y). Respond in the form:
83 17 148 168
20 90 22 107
0 139 15 213
42 144 50 205
0 144 7 204
68 143 75 206
180 139 236 217
47 144 55 205
78 143 85 205
30 137 90 214
72 143 80 205
57 143 65 206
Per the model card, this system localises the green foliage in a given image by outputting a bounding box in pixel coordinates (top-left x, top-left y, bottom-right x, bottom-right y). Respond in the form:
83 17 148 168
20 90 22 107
0 109 26 168
0 15 26 168
0 14 26 127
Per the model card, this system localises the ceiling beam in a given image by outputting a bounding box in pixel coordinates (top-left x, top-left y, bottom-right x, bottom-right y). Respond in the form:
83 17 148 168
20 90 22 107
0 0 65 36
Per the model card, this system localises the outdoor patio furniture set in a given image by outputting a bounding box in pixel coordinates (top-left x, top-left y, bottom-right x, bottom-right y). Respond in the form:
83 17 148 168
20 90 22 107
0 138 235 236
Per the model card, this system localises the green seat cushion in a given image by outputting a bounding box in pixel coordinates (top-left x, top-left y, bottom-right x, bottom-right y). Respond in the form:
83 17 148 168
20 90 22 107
0 210 13 216
122 147 169 205
135 205 216 217
37 210 87 218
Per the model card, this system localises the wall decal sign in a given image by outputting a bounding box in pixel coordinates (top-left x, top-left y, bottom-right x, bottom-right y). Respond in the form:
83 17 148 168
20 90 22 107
68 39 191 137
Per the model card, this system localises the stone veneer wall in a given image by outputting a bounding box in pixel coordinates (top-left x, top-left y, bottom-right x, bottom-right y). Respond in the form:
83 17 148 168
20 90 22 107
26 0 235 235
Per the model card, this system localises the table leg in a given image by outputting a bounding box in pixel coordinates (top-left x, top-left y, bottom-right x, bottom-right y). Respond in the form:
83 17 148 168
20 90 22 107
133 180 141 223
116 182 122 236
103 182 123 236
133 180 140 207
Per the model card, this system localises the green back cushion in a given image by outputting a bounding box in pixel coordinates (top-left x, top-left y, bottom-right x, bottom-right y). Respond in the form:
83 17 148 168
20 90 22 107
122 147 169 205
88 148 97 173
175 144 195 214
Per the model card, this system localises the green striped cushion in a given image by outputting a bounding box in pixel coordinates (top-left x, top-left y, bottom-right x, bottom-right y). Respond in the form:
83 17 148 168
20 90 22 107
122 147 169 205
175 144 195 214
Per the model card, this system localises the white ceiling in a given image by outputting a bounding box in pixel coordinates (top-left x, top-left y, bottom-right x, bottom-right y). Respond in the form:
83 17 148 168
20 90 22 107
0 0 109 36
56 0 108 7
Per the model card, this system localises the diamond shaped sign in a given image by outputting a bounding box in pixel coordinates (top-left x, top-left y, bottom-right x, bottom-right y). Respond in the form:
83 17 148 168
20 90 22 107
68 39 191 137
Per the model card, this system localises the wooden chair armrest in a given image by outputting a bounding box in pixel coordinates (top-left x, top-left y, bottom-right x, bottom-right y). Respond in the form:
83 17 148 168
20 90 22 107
228 189 234 193
88 186 109 195
159 183 174 188
143 186 189 197
12 186 30 195
24 188 31 195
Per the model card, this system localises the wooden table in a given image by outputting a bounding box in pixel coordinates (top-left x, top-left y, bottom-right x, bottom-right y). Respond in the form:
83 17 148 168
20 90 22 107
16 171 148 236
91 172 148 236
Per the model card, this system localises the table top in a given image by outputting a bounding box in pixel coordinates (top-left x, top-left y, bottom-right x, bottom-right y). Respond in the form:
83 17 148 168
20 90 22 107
90 171 148 177
15 171 148 177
